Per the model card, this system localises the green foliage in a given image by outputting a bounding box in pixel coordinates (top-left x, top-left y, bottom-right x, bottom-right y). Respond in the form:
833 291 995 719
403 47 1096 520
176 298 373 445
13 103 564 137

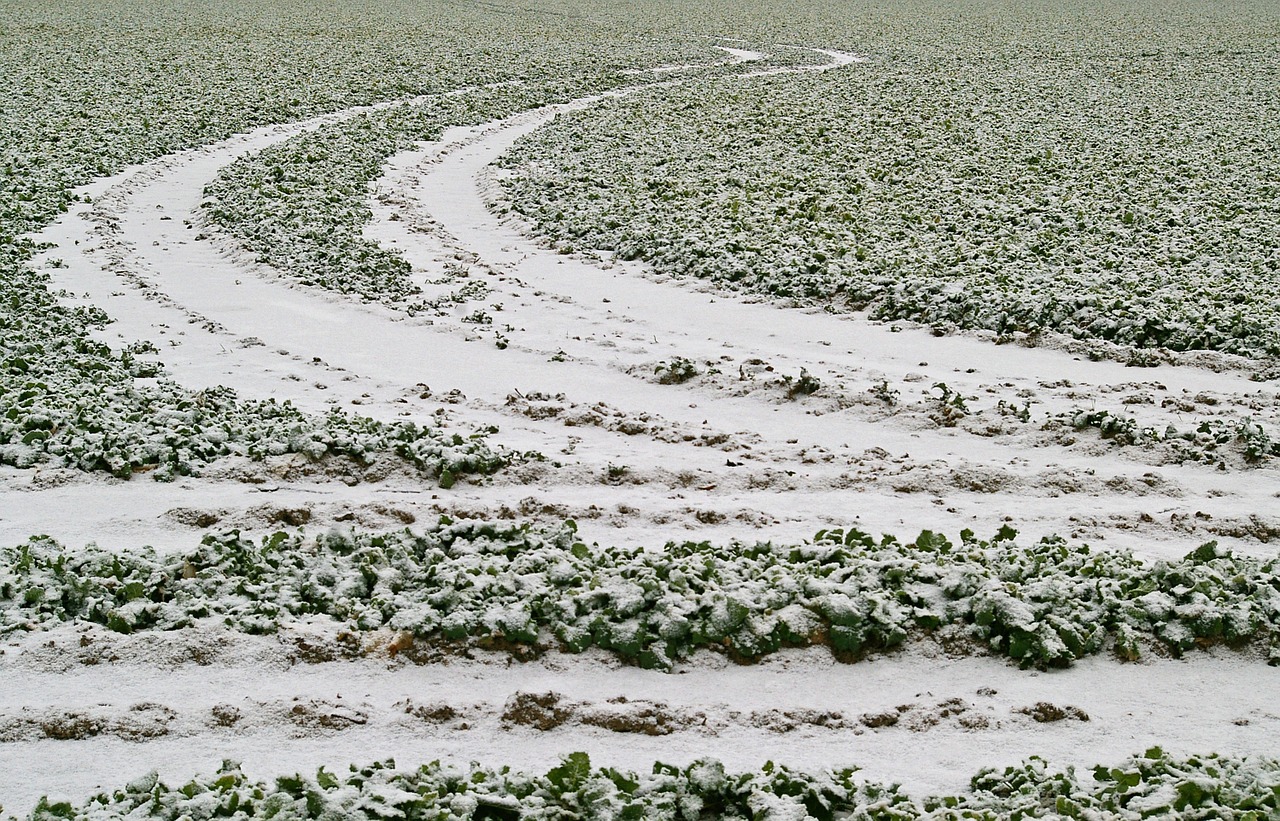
996 398 1031 422
782 368 822 398
928 381 970 426
26 750 1280 820
5 523 1279 670
869 379 900 406
0 0 713 482
1057 408 1280 465
0 379 506 481
654 357 700 385
499 4 1280 361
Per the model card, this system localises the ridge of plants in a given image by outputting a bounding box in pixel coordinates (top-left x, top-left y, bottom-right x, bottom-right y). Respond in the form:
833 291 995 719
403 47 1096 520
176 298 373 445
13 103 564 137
21 748 1280 821
4 521 1278 669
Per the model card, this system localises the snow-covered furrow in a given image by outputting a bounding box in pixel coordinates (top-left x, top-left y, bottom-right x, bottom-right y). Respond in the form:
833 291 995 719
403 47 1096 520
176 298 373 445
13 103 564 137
378 109 1274 427
0 624 1275 810
621 45 768 74
11 456 1277 558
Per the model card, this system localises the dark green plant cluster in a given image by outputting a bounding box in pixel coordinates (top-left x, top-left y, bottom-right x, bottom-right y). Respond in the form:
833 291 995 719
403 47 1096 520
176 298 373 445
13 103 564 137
781 368 821 399
928 381 969 426
4 522 1278 668
27 748 1280 820
1059 408 1278 464
654 357 700 384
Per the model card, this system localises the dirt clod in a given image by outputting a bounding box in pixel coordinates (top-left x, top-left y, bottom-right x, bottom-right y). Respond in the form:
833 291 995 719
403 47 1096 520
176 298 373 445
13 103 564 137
403 701 460 724
860 710 900 728
40 713 105 740
501 692 572 731
1015 702 1090 723
211 704 241 727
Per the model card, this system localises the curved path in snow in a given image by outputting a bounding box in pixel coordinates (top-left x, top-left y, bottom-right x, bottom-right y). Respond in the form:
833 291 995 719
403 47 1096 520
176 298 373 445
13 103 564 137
4 42 1278 811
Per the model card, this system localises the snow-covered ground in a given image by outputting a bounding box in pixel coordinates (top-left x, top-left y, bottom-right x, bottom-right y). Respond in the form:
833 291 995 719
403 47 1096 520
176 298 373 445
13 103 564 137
2 622 1276 809
3 44 1277 810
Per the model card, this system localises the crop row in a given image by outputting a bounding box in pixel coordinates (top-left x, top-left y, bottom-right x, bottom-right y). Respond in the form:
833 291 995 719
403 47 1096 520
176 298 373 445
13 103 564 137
1 261 509 481
25 748 1280 821
4 521 1278 668
497 46 1280 361
0 348 507 482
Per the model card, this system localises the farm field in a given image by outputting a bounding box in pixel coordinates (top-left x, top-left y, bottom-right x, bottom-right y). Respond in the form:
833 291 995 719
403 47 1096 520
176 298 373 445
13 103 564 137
2 0 1279 817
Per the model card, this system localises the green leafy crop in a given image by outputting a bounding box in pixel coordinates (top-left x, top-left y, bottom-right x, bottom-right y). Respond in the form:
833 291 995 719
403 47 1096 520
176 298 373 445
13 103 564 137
26 748 1280 820
5 522 1279 669
499 2 1280 361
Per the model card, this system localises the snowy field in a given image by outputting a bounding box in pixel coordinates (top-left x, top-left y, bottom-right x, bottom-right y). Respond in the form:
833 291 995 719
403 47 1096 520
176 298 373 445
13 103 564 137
2 0 1279 817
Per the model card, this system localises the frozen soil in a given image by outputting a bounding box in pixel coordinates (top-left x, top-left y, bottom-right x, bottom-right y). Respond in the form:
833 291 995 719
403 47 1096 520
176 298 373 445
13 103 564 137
1 622 1277 809
4 45 1278 811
